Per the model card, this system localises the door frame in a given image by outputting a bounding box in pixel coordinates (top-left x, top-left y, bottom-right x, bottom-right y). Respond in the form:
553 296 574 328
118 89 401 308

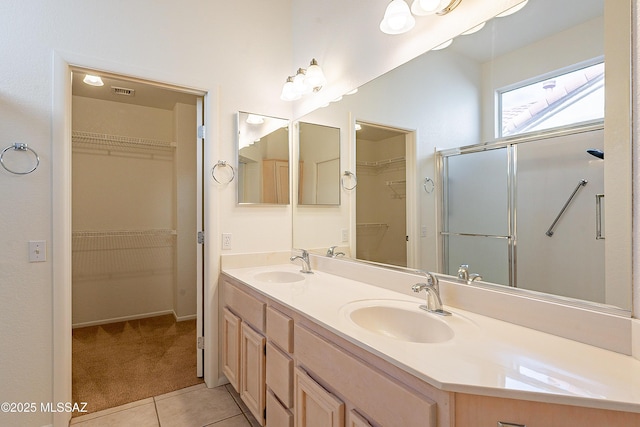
52 52 214 427
352 120 417 268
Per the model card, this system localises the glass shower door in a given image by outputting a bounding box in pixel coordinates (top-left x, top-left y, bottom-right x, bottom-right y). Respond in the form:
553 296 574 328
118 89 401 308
442 147 511 285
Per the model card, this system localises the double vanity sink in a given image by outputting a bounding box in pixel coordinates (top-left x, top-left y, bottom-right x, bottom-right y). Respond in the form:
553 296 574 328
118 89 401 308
221 261 640 418
250 268 472 344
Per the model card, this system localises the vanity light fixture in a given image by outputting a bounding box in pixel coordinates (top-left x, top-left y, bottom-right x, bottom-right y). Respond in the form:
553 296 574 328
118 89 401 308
460 21 485 35
380 0 461 35
280 58 326 101
432 39 453 50
496 0 528 17
411 0 461 16
83 74 104 86
380 0 415 35
245 114 265 125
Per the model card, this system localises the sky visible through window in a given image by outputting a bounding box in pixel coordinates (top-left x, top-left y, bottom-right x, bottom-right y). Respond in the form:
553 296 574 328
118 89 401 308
500 62 605 137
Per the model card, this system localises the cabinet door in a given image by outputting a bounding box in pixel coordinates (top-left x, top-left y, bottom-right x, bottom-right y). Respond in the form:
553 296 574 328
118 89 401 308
347 410 372 427
222 307 241 392
241 322 266 426
294 367 344 427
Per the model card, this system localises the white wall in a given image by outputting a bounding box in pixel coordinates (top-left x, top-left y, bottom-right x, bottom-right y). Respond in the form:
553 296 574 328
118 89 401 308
0 1 292 425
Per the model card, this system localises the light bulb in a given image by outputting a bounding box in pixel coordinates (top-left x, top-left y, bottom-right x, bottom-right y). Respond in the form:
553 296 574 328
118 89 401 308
380 0 415 35
280 77 301 101
304 59 326 90
411 0 445 15
83 74 104 86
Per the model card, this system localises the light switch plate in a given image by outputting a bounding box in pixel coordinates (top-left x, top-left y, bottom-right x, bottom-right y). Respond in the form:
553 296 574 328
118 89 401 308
29 240 46 262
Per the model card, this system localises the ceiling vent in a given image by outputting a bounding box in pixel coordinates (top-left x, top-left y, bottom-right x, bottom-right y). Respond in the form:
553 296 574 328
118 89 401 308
111 86 135 97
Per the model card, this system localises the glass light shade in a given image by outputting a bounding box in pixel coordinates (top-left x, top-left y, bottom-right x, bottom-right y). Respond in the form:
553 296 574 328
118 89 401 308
496 0 528 17
380 0 415 35
280 78 301 101
292 70 312 95
246 114 264 124
411 0 448 15
304 60 326 90
432 39 453 50
461 21 485 35
83 74 104 86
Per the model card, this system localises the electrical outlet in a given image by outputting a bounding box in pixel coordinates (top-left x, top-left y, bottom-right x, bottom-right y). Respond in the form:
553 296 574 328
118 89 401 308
29 240 46 262
222 233 232 250
341 228 348 242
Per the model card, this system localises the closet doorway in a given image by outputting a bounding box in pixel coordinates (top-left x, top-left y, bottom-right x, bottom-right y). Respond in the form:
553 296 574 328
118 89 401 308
70 69 205 414
355 122 413 267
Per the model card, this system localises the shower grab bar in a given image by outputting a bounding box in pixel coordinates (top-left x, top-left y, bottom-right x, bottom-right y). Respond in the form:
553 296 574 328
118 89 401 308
595 194 605 240
545 179 587 237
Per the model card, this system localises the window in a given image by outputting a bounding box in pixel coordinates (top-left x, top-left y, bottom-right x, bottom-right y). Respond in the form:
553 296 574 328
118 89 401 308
499 61 604 137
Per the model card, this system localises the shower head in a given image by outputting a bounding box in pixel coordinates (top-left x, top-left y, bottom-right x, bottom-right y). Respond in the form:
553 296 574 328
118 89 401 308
587 149 604 160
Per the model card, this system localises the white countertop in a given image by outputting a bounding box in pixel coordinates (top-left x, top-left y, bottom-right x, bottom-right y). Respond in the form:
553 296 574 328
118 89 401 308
222 263 640 413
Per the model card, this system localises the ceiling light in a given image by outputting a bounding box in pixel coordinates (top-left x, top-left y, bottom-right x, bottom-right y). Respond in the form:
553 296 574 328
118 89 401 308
345 88 359 95
461 21 485 35
83 74 104 86
496 0 528 17
432 39 453 50
380 0 415 35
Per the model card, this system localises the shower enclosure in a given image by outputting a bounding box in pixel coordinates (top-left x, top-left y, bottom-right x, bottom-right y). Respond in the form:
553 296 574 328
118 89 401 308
438 125 605 303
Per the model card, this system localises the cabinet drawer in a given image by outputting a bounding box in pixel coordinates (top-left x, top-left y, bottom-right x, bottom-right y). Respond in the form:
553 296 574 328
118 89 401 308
295 325 436 427
266 306 293 353
266 341 293 408
266 390 293 427
223 279 265 332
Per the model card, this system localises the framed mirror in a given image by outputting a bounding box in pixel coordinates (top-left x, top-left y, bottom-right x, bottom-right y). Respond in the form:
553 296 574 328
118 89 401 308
298 122 341 205
292 0 632 314
237 112 290 205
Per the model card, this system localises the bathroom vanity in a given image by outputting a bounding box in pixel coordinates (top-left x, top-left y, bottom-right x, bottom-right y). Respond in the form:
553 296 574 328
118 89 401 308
220 260 640 427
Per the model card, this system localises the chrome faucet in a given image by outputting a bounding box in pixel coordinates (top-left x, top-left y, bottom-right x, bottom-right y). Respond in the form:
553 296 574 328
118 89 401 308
457 264 469 281
326 246 345 258
290 249 313 274
411 271 451 316
458 264 482 284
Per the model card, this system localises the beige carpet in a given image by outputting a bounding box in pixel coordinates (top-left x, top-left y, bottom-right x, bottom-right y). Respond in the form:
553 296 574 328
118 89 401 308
72 314 204 415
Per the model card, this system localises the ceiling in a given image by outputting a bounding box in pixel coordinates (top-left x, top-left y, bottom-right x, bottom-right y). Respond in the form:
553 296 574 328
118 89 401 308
72 72 199 110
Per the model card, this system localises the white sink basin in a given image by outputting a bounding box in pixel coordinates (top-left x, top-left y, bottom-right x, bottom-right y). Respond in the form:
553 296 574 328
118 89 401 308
254 271 305 283
343 300 455 343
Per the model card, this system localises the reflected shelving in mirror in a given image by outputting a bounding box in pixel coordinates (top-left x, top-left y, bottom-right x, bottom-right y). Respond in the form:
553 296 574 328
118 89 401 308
292 0 633 315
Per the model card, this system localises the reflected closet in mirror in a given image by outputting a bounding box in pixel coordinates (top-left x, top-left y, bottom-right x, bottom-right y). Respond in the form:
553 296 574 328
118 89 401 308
237 112 290 205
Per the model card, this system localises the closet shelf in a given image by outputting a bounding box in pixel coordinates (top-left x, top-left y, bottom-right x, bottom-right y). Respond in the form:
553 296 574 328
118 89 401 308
72 130 176 154
356 156 405 175
386 180 406 199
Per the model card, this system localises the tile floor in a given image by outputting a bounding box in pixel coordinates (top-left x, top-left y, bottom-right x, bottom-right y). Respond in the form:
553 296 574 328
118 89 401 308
70 383 261 427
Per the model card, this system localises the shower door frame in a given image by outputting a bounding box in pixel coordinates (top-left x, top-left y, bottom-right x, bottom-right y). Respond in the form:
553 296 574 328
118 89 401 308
437 120 605 289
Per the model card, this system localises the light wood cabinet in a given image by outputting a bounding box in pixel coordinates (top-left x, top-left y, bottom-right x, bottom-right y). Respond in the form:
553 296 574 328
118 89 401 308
221 307 241 392
347 410 372 427
295 367 345 427
241 322 266 426
455 393 640 427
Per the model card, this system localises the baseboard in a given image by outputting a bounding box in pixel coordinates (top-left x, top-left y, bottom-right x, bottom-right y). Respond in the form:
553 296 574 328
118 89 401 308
173 311 196 322
72 310 175 328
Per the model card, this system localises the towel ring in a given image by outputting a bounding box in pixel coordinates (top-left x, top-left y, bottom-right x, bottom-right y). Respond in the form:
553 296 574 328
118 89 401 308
423 177 435 194
211 160 235 184
1 143 40 175
341 171 357 190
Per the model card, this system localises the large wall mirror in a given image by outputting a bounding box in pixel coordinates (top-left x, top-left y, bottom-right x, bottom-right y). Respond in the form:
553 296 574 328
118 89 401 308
298 122 341 205
292 0 632 313
237 112 290 205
